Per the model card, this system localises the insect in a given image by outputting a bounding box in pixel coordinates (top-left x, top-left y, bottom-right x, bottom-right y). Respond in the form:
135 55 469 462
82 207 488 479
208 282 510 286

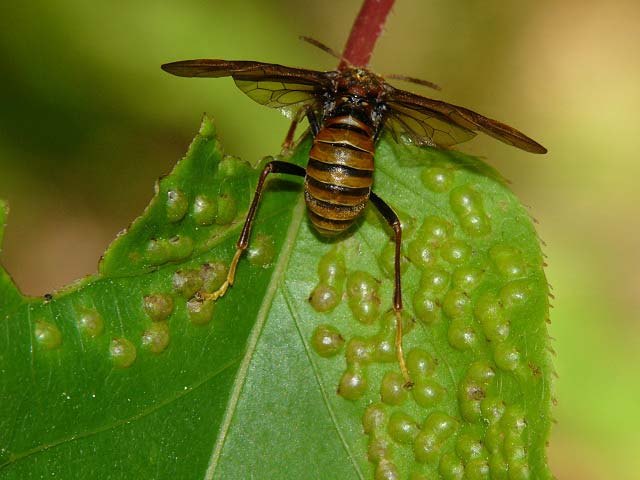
162 42 546 386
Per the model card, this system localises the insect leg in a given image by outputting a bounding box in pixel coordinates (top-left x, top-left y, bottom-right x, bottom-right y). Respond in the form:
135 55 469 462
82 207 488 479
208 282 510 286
369 192 413 388
200 160 306 301
282 105 320 151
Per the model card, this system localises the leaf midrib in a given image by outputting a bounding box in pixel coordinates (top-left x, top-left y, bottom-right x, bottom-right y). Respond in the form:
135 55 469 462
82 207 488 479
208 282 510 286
204 195 307 479
282 284 366 480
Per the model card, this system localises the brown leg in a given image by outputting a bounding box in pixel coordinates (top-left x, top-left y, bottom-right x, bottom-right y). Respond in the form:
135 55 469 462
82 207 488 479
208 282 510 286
200 160 306 301
369 192 412 388
281 105 320 152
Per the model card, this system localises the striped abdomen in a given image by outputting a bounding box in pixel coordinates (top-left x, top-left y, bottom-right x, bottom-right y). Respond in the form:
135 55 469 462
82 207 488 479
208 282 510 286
304 115 375 236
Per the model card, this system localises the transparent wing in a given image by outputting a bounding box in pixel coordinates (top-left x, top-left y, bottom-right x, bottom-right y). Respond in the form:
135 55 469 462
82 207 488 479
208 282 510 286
385 100 476 147
233 78 319 118
161 59 330 118
386 87 547 154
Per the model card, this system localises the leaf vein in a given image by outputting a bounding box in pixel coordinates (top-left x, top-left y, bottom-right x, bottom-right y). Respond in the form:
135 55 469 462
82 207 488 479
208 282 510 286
282 283 366 480
204 195 307 479
0 356 241 470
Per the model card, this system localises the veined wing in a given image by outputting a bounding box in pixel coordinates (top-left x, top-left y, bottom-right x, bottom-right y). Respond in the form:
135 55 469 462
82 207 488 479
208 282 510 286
386 87 547 154
162 59 332 117
385 100 477 148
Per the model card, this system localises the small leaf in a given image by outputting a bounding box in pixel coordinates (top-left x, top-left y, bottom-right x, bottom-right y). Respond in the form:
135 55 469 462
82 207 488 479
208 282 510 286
0 116 553 479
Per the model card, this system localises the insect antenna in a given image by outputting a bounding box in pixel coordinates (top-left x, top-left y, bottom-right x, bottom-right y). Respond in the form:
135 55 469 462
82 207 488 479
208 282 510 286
385 73 442 91
299 36 351 66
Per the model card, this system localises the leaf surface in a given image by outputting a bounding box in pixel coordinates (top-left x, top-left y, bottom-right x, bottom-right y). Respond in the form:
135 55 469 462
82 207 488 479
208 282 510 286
0 117 553 479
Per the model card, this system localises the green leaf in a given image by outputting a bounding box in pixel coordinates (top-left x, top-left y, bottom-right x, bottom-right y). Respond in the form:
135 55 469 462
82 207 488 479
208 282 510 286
0 116 553 479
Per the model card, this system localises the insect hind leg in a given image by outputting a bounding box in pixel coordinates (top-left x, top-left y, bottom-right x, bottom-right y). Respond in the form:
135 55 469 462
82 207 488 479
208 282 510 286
199 161 306 302
369 192 413 388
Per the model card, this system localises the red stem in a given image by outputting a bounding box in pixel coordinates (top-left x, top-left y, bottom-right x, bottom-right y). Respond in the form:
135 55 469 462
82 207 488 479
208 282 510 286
339 0 395 69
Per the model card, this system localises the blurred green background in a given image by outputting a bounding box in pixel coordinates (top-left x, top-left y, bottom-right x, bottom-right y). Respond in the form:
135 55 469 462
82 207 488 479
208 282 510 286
1 0 638 478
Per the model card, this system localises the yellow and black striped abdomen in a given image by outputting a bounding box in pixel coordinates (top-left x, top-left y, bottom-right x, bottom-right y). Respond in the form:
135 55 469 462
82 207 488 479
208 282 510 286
304 115 375 236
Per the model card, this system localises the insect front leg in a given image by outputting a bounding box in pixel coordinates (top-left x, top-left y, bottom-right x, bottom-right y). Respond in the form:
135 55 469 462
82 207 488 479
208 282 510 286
369 192 413 388
199 160 306 302
281 105 320 152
